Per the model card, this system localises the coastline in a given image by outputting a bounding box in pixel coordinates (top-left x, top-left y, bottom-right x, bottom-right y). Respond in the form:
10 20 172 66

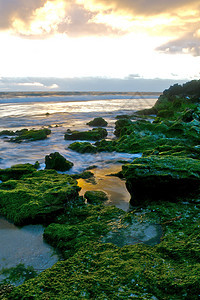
1 81 200 299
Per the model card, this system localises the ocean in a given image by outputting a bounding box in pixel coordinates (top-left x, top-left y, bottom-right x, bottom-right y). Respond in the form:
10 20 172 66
0 92 158 171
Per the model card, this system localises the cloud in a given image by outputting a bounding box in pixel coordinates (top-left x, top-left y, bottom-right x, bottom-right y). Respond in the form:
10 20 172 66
90 0 199 16
0 0 48 29
57 3 123 37
0 78 60 90
49 84 59 89
0 76 187 92
16 82 45 87
0 0 199 47
156 32 200 56
16 81 59 89
0 0 124 37
126 74 141 79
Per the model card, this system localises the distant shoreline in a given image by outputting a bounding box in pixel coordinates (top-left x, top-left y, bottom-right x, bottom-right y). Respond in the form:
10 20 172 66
0 91 162 99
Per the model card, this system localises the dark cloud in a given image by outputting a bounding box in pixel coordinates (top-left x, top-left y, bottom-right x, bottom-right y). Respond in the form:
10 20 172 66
0 76 187 92
0 0 48 29
91 0 199 16
156 33 200 56
57 3 123 36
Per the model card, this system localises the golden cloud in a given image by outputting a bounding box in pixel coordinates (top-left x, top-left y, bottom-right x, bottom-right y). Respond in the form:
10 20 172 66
0 0 200 56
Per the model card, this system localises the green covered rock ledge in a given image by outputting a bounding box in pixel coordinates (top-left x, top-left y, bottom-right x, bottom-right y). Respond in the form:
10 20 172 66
122 156 200 205
7 200 200 299
0 166 81 225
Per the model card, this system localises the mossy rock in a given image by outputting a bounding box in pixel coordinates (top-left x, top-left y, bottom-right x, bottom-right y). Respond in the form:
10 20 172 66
122 156 200 204
87 117 108 127
44 205 125 258
0 169 80 225
68 142 97 153
0 284 14 299
7 196 200 299
114 118 133 137
84 190 109 205
0 163 36 181
71 171 94 180
45 152 73 171
9 236 200 299
8 128 51 143
157 109 174 118
64 128 107 141
0 130 15 136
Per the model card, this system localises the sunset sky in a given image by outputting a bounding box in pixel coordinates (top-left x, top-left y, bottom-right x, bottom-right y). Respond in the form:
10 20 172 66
0 0 200 91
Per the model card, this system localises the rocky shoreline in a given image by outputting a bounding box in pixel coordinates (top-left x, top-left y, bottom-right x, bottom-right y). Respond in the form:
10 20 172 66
1 80 200 299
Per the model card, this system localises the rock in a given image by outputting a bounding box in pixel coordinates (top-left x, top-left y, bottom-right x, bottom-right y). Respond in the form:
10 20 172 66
114 119 132 137
157 109 174 118
87 117 108 127
181 108 195 122
45 152 73 171
122 156 200 204
8 128 51 143
84 190 109 205
68 142 97 153
0 163 36 181
34 161 40 169
0 169 80 225
0 130 15 136
64 128 107 141
71 171 94 180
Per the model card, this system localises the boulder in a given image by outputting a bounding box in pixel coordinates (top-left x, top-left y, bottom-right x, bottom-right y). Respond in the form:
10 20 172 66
84 190 109 205
64 128 107 141
7 128 51 143
0 163 36 181
114 119 132 137
87 117 108 127
45 152 73 171
68 142 97 153
122 156 200 205
0 169 80 225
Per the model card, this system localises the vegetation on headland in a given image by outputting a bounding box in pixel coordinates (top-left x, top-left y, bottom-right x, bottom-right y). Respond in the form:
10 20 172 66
1 80 200 299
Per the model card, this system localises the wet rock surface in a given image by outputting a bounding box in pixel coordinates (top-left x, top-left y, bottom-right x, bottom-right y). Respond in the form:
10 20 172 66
45 152 73 171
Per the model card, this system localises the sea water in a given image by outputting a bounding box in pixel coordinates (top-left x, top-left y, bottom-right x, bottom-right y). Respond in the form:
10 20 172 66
0 93 157 170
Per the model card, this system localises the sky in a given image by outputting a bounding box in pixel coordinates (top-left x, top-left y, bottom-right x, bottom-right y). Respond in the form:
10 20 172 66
0 0 199 91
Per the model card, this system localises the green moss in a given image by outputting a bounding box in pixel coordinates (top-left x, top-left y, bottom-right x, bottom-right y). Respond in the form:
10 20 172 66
0 130 15 136
71 171 94 180
122 156 200 204
84 190 109 205
64 128 107 141
68 142 97 153
0 169 80 225
43 205 125 257
87 117 108 127
6 195 200 299
45 152 73 171
0 163 36 181
8 128 51 143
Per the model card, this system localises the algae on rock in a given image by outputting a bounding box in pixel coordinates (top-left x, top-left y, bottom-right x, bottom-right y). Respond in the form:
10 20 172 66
0 128 51 143
122 156 200 204
0 168 80 225
64 128 107 141
45 152 73 171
